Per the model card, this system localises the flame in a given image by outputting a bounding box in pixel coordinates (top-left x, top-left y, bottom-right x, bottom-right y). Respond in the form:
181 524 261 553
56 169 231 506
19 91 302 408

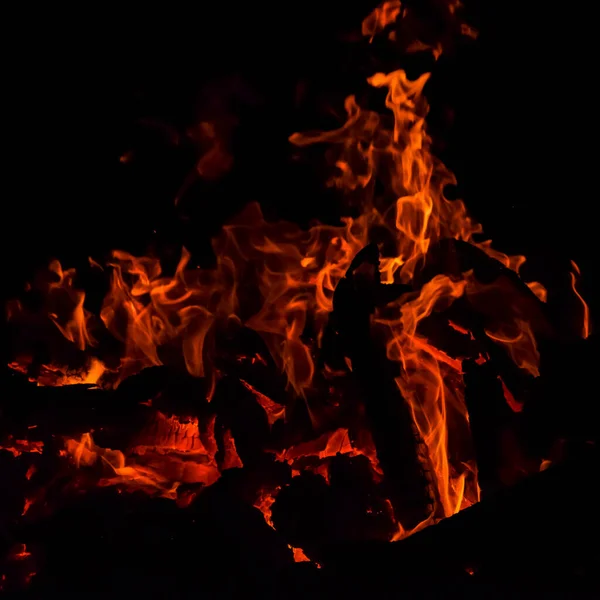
290 546 311 562
376 275 475 521
32 357 107 387
526 281 548 303
570 260 590 338
100 248 221 383
222 429 244 470
46 260 96 351
362 1 477 57
21 498 33 516
10 544 31 560
288 544 321 568
193 121 234 181
274 427 382 483
0 439 43 457
484 320 540 378
61 412 245 498
240 379 286 427
362 1 402 41
499 376 523 413
254 487 281 528
288 66 553 531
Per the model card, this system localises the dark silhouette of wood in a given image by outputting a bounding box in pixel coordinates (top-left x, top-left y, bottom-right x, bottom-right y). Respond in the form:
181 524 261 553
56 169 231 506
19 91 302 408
322 244 433 530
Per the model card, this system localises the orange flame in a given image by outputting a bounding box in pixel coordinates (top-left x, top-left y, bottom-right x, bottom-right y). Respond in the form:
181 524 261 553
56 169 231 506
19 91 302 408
290 546 311 562
274 427 382 483
61 412 245 498
0 439 43 458
254 486 281 528
362 1 402 41
240 379 286 427
46 260 96 351
570 260 590 339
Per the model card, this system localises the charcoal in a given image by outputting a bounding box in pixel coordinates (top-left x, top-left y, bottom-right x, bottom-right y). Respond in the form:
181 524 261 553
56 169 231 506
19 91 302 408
318 448 600 598
0 451 37 527
0 369 154 452
463 359 530 495
4 475 296 598
212 376 273 467
271 471 337 563
213 324 289 406
121 365 213 418
522 334 600 457
328 454 398 541
271 456 397 565
417 311 481 359
442 296 540 407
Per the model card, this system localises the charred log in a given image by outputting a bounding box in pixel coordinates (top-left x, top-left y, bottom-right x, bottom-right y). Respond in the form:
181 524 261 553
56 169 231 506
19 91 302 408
318 447 600 598
463 358 533 495
418 238 552 335
271 455 397 563
4 479 296 598
322 244 432 530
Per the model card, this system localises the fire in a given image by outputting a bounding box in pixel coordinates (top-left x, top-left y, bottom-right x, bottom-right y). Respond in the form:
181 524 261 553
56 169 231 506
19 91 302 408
240 379 286 427
274 427 382 484
570 260 589 339
45 260 96 352
362 0 402 41
2 0 592 578
290 546 311 562
58 412 244 500
0 439 44 458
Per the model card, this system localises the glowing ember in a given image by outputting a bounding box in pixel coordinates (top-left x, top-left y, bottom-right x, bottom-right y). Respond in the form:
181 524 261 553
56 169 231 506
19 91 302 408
499 376 523 413
272 427 382 484
59 412 244 499
254 487 281 528
290 546 310 562
240 379 286 427
0 439 43 458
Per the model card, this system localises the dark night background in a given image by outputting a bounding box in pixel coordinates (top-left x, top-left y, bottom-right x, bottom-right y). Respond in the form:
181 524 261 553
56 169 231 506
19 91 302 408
2 1 597 325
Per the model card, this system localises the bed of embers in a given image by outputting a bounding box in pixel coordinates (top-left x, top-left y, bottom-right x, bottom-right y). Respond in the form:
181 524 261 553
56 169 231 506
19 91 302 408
1 2 598 598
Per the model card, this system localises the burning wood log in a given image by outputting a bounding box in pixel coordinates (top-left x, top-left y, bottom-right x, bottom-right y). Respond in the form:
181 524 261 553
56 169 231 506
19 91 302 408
463 358 535 495
317 447 600 597
0 366 252 516
417 238 553 337
0 367 135 441
270 454 397 564
3 478 297 597
323 244 434 530
409 238 554 412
